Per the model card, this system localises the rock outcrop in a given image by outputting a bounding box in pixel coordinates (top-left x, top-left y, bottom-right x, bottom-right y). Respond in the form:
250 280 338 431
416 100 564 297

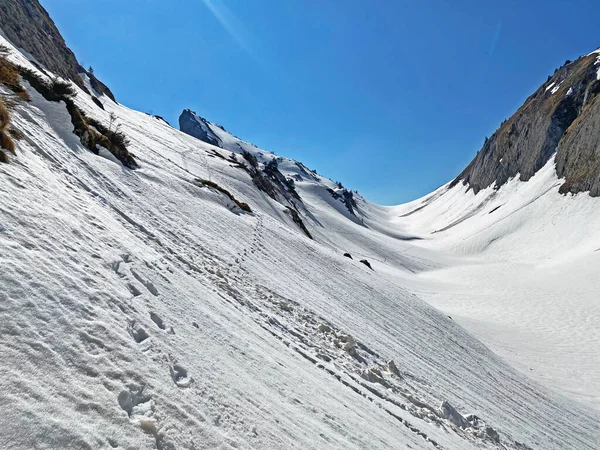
0 0 115 100
452 50 600 196
179 109 221 147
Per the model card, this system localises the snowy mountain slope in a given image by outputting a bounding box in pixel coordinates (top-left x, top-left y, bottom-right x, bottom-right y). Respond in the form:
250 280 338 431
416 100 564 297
368 160 600 411
1 32 600 450
179 47 600 419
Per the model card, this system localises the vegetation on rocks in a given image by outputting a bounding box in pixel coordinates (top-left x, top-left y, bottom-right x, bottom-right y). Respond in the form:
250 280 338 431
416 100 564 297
0 55 137 169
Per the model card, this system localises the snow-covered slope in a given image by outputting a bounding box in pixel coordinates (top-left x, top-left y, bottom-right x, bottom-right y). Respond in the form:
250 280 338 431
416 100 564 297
1 35 599 450
369 159 600 411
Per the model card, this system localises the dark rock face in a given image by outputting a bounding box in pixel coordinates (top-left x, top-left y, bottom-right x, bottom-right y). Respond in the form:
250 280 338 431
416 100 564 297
327 187 358 216
179 109 221 147
0 0 115 100
452 52 600 196
87 70 116 102
556 82 600 196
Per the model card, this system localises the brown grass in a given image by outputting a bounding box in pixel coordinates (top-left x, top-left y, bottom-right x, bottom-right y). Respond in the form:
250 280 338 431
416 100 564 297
0 58 30 101
0 133 14 154
0 59 138 168
0 97 9 128
0 58 21 89
195 178 252 213
0 97 15 158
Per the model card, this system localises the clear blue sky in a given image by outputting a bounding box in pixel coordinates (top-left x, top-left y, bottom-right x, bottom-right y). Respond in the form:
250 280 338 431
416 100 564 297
42 0 599 204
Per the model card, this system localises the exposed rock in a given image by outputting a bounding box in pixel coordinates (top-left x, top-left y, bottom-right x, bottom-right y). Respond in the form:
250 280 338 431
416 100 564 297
279 301 293 312
484 426 500 443
336 333 357 356
87 70 116 102
179 109 221 147
327 187 358 216
180 109 313 236
360 259 373 270
343 253 353 259
452 52 600 196
285 206 313 239
556 89 600 195
0 0 115 100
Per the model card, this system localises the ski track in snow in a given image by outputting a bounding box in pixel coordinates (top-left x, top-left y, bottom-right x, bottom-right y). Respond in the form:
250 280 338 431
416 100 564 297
0 37 599 449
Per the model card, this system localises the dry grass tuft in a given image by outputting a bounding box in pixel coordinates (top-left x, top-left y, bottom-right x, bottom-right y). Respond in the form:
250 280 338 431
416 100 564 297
195 178 252 213
0 96 15 159
0 57 30 101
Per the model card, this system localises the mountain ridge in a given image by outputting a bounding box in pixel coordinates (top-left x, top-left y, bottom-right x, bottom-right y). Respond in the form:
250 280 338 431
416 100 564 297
0 0 116 100
452 49 600 196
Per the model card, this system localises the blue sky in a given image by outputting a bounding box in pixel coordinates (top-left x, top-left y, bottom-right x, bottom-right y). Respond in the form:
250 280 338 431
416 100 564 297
42 0 600 204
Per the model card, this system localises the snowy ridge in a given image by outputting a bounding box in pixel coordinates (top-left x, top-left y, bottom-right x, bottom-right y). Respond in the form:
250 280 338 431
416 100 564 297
0 34 599 450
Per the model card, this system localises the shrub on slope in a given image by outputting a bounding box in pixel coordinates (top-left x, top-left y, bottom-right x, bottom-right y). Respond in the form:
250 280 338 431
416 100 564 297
15 64 137 168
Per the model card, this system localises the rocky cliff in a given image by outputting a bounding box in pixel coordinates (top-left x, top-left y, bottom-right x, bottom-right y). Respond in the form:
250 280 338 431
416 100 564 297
179 109 222 147
0 0 115 100
452 50 600 196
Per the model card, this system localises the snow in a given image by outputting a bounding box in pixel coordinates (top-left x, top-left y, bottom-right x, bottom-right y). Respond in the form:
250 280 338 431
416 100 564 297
545 81 563 95
0 36 599 449
586 48 600 56
551 82 563 94
377 160 600 411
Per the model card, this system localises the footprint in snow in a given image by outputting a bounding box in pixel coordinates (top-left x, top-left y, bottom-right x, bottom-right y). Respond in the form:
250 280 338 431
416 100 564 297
127 283 143 297
149 312 166 330
127 321 150 343
170 364 192 388
131 268 159 296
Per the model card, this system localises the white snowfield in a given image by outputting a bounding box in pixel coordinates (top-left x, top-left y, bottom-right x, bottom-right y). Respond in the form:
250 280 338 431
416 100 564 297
0 37 599 450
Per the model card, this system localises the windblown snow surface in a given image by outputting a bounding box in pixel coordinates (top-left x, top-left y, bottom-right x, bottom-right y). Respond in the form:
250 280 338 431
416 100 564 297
0 37 598 449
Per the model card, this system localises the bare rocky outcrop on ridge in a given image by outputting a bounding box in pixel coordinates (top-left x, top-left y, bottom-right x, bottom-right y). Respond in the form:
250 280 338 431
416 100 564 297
452 51 600 196
0 0 115 100
179 108 318 237
179 109 221 147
